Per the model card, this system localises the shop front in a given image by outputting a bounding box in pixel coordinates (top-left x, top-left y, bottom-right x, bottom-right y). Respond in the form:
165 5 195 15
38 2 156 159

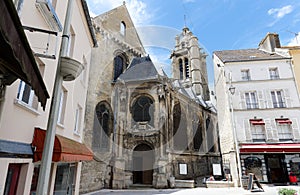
240 143 300 184
31 128 93 194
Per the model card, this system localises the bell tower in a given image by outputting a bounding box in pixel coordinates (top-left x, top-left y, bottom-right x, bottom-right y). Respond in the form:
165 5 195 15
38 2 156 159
170 27 209 100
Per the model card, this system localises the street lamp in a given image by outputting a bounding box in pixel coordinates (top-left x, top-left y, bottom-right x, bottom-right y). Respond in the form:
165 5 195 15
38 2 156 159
228 84 243 187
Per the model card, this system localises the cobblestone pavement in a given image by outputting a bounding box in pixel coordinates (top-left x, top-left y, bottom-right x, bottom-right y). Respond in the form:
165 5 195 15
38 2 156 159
82 184 300 195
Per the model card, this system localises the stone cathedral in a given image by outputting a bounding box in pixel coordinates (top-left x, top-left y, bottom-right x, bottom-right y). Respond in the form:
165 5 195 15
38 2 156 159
80 3 220 193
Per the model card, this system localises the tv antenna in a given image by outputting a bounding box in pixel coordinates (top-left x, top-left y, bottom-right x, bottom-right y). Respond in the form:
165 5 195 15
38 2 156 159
286 30 299 45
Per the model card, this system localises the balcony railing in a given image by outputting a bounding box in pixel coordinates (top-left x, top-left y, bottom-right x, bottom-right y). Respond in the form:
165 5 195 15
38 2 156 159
246 103 259 109
273 101 286 108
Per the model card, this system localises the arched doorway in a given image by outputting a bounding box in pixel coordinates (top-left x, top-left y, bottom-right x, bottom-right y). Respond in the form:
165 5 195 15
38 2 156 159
132 144 154 185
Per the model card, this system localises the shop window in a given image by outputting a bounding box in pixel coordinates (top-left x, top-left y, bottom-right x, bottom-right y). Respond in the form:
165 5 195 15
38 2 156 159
54 163 76 195
244 156 263 180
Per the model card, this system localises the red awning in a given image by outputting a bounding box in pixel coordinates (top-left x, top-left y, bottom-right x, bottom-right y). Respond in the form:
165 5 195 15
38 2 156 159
240 143 300 153
249 119 265 125
276 119 292 124
0 1 49 110
32 128 93 162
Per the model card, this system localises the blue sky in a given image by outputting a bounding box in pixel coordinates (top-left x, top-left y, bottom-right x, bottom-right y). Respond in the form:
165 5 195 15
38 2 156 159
86 0 300 86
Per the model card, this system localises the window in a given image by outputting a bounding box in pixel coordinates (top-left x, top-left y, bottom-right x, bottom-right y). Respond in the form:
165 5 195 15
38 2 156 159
173 103 188 150
206 117 215 152
179 59 183 80
80 55 88 85
113 54 127 81
74 105 82 135
193 117 203 151
250 119 266 142
132 96 153 122
269 68 279 80
276 119 293 141
93 102 112 151
241 69 250 81
184 58 189 78
66 26 75 57
17 81 38 109
16 61 44 110
271 90 285 108
13 0 24 13
245 92 258 109
57 87 67 125
120 21 126 36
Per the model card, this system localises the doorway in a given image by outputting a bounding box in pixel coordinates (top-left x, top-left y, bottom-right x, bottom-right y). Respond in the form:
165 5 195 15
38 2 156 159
265 154 288 184
4 164 21 195
132 144 154 185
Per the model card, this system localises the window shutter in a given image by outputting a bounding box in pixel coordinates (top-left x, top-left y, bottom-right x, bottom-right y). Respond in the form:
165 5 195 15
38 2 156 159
264 119 273 141
257 90 264 109
244 119 251 141
271 119 279 141
283 89 291 107
291 118 300 140
264 89 273 108
239 91 246 109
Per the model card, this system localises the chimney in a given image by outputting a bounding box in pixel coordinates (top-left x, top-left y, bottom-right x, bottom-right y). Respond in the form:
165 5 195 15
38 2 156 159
258 33 281 52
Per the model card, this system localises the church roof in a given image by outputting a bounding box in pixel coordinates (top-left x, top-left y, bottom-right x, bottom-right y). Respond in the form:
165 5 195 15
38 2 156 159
172 80 208 108
118 56 165 82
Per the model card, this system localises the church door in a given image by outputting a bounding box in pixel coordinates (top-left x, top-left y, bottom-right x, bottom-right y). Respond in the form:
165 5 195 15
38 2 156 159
133 144 154 185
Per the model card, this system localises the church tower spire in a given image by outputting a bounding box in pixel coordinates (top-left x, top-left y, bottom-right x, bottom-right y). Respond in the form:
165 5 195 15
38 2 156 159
170 27 209 100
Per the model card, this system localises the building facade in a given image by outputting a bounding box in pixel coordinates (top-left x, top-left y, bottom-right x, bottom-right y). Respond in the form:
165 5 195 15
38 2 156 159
214 33 300 185
80 3 220 193
0 0 96 194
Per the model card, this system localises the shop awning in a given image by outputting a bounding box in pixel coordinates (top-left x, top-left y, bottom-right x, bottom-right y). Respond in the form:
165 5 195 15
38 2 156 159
249 119 265 125
275 118 292 124
32 128 93 162
240 143 300 153
0 1 49 110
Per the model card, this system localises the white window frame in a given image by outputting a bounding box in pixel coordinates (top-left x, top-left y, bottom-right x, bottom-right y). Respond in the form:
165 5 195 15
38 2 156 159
241 69 250 81
74 105 82 135
269 68 279 80
277 123 293 141
245 92 258 109
17 81 35 107
66 26 75 57
57 87 67 125
251 125 265 142
271 90 285 108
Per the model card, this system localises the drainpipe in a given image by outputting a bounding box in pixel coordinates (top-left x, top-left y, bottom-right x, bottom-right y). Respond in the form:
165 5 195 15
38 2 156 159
36 0 74 194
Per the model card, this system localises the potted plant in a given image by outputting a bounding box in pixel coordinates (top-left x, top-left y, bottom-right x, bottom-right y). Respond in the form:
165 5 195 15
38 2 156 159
278 188 298 195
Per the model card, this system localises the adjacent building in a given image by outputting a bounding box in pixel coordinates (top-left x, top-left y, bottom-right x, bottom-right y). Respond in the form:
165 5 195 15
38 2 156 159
0 0 96 194
80 3 220 193
214 33 300 185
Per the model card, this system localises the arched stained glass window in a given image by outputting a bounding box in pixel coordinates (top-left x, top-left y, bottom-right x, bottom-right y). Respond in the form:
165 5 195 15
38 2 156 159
132 96 153 122
114 55 124 81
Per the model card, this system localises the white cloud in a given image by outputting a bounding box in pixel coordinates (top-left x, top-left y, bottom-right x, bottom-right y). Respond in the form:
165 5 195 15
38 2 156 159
86 0 153 25
182 0 195 3
268 5 293 19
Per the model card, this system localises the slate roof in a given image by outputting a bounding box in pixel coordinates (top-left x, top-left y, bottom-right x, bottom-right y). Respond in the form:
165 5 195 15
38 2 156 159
214 49 290 63
118 56 165 82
